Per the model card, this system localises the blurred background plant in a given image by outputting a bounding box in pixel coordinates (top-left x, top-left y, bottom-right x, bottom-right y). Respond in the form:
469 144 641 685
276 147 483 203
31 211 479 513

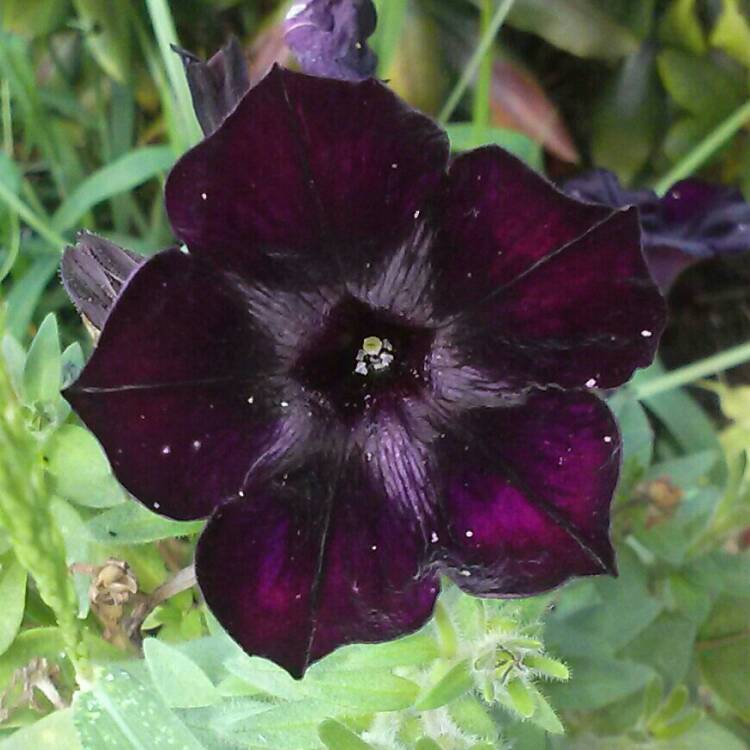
1 0 750 748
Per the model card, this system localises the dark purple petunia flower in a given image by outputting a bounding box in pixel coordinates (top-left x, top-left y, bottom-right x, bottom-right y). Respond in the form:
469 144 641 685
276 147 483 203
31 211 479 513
564 169 750 292
284 0 378 81
62 65 665 677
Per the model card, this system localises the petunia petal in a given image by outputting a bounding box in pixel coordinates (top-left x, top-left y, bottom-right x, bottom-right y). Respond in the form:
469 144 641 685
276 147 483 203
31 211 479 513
63 249 288 520
434 146 612 314
196 453 439 677
434 390 619 596
165 66 449 277
454 206 666 390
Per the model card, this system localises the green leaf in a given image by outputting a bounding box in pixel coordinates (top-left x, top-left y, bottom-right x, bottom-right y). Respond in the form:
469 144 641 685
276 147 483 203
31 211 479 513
545 547 662 657
208 699 340 748
87 501 204 544
591 46 663 183
314 632 439 671
646 450 718 489
711 0 750 67
72 0 131 83
1 0 69 38
415 659 474 710
225 656 305 701
448 696 498 741
524 654 569 680
620 613 697 690
659 0 706 54
648 685 689 726
305 668 420 711
51 146 174 233
0 708 81 750
446 123 542 169
506 678 535 718
0 554 27 655
508 0 639 59
657 49 743 119
415 740 442 750
666 572 713 626
22 313 61 405
608 392 654 472
697 595 750 720
662 718 747 750
4 257 59 341
50 497 92 618
636 363 721 455
143 638 221 708
528 687 565 734
318 719 374 750
60 343 84 389
1 334 25 397
47 425 124 508
545 656 654 709
663 115 716 164
74 669 203 750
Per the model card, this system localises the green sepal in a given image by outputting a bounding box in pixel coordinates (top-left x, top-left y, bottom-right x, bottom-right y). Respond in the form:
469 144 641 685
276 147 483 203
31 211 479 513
415 659 474 710
318 719 375 750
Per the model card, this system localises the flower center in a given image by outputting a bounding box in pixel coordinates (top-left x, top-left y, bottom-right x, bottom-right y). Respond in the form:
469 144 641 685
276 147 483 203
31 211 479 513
354 336 394 376
292 297 433 416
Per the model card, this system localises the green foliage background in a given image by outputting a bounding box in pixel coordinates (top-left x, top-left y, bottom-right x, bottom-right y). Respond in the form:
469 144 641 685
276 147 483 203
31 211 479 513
1 1 750 748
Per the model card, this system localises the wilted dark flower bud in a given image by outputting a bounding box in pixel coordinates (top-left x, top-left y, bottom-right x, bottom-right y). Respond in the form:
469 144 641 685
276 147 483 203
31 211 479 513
172 36 251 136
564 169 750 291
60 231 144 332
284 0 378 81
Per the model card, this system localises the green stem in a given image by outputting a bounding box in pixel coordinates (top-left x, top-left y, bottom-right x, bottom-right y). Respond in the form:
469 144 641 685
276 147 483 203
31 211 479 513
0 179 67 251
438 0 516 124
631 340 750 400
652 98 750 195
472 0 494 132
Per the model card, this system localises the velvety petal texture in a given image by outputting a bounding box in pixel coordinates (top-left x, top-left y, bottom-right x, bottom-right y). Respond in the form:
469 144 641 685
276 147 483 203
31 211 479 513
284 0 378 81
64 61 667 677
196 456 439 678
166 66 448 276
435 391 619 595
64 250 284 520
173 37 251 136
435 147 612 314
564 168 750 290
435 149 665 389
61 232 144 331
